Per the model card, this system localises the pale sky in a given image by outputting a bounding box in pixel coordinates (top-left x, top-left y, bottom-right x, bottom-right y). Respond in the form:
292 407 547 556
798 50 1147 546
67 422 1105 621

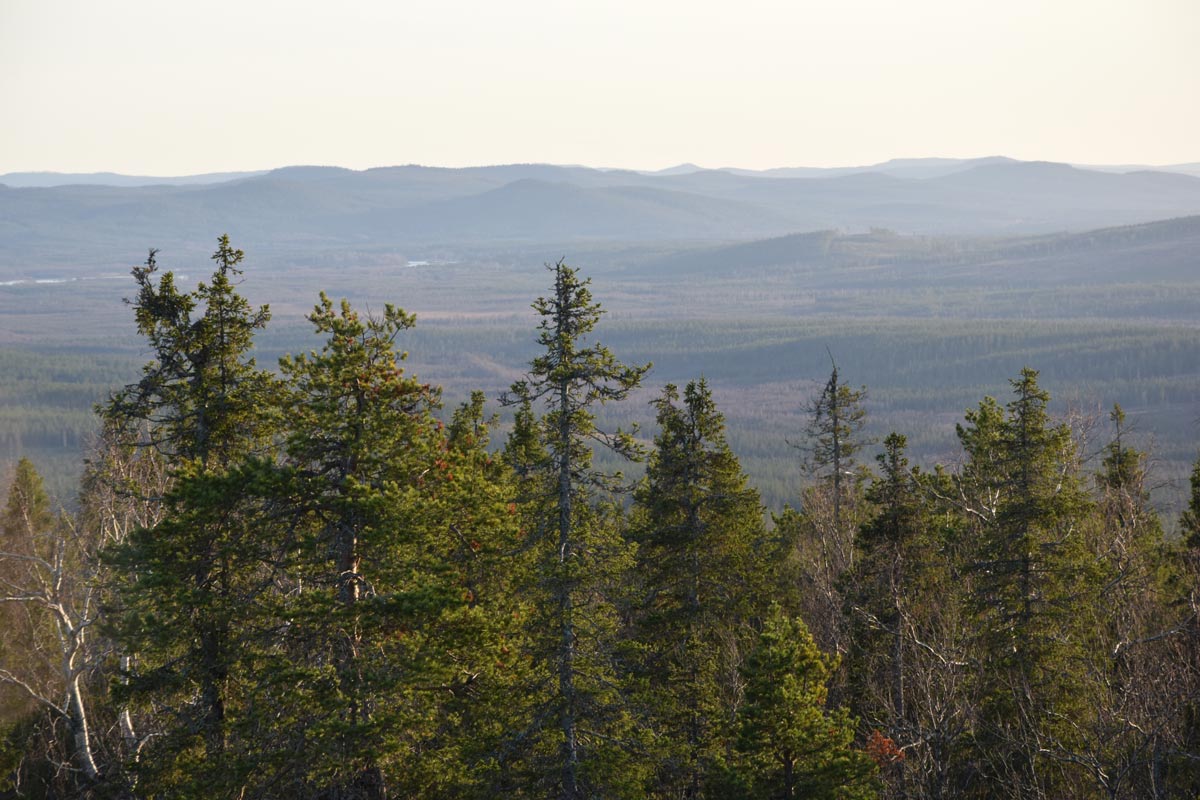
1 0 1197 174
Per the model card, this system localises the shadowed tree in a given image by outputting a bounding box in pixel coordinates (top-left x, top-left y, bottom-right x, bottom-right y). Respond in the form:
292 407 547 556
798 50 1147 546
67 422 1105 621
0 460 102 789
958 368 1095 798
775 362 871 659
628 379 769 798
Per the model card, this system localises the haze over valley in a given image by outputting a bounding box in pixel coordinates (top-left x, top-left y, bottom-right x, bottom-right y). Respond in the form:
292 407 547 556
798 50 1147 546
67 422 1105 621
2 157 1199 513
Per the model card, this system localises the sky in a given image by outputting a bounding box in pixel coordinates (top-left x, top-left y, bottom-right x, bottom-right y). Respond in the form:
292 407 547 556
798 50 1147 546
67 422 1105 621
1 0 1197 175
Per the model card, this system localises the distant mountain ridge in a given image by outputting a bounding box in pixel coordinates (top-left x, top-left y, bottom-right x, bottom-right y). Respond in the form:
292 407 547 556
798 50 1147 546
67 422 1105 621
7 156 1200 188
0 169 270 188
4 158 1200 271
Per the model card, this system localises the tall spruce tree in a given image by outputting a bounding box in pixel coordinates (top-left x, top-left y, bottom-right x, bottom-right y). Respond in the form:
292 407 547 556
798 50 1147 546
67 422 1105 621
103 237 282 795
804 360 869 537
846 434 923 797
1172 455 1200 796
103 237 276 466
279 296 514 798
501 260 650 799
629 379 768 798
958 368 1094 797
1078 404 1187 798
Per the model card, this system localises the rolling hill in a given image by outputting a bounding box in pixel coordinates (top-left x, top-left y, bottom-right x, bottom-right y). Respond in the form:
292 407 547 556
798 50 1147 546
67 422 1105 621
4 159 1200 273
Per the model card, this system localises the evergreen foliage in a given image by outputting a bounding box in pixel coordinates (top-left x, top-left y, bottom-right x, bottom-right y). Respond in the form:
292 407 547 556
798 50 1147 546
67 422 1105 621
4 246 1200 799
101 237 284 794
734 603 877 799
775 361 872 659
500 260 650 799
958 368 1096 796
1180 456 1200 551
629 379 769 797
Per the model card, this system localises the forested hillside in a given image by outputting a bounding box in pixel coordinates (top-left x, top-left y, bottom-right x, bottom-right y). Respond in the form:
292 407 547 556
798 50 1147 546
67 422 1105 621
2 241 1199 798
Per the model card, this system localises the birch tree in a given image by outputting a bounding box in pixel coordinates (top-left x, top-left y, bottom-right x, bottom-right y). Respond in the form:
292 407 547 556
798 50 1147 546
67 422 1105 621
0 460 101 785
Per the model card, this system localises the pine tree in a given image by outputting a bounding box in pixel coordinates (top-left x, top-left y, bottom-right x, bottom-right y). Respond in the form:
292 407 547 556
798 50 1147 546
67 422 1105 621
733 604 877 799
501 260 650 799
629 379 768 798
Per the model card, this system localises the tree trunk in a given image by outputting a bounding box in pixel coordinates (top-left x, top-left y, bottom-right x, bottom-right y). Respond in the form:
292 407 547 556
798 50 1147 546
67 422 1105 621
67 671 100 782
557 381 580 800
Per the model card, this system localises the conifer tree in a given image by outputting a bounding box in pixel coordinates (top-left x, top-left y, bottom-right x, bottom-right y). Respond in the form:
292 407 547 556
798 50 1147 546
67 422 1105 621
629 379 768 798
1180 456 1200 551
102 237 282 794
103 237 277 466
1171 454 1200 797
958 368 1094 797
776 362 871 657
846 434 922 796
1076 404 1189 797
804 360 869 537
501 260 650 799
846 434 970 799
279 296 513 798
733 604 876 799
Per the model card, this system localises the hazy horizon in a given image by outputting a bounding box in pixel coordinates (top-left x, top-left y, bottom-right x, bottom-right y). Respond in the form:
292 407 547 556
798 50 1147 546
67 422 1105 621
3 0 1197 175
4 154 1200 183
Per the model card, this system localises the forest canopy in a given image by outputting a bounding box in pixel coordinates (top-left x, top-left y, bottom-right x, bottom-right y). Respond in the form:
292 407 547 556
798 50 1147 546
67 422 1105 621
1 238 1199 799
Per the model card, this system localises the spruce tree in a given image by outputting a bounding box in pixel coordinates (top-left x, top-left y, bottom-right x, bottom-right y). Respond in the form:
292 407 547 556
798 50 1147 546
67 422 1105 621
279 296 514 798
1080 404 1186 798
501 260 650 799
804 360 869 537
776 362 871 657
103 237 277 466
1171 454 1200 797
733 604 877 799
102 237 282 795
846 434 967 799
846 434 921 796
958 368 1094 797
629 379 768 798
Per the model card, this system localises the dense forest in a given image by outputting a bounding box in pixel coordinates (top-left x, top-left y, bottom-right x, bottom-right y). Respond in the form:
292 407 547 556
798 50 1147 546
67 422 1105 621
2 238 1199 799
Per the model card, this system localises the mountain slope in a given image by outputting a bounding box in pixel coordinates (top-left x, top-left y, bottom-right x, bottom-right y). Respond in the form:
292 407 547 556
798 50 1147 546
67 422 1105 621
635 215 1200 287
